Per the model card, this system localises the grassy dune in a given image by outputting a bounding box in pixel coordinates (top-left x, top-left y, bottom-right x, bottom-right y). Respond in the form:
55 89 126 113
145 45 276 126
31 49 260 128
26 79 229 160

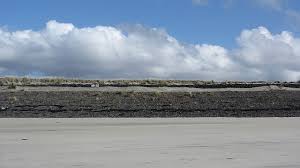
1 77 300 88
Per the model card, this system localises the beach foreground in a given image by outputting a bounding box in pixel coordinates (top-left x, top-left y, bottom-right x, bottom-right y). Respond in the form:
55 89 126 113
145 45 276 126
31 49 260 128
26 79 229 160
1 118 300 168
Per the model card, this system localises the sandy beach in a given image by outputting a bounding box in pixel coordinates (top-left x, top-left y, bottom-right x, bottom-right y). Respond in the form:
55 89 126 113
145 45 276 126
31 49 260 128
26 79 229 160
1 118 300 168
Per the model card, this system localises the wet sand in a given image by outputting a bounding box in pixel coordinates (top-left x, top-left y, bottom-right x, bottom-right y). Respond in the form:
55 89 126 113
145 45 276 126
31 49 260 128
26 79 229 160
1 118 300 168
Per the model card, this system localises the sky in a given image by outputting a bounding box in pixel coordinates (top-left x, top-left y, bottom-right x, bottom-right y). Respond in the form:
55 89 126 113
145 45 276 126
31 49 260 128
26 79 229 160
0 0 300 81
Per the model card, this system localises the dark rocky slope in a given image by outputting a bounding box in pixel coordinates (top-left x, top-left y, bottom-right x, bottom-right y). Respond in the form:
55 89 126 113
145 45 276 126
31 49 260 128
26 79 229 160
1 90 300 117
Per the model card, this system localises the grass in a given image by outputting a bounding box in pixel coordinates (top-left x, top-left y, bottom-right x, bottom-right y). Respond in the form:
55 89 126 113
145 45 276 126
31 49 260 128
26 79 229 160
0 77 299 88
9 96 18 102
8 83 17 89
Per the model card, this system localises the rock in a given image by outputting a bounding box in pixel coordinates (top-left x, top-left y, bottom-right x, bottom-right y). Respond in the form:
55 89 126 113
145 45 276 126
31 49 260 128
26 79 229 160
91 83 99 88
0 106 7 111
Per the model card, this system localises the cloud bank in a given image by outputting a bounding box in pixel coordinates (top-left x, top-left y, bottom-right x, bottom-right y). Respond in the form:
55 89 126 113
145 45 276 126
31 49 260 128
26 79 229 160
0 20 300 81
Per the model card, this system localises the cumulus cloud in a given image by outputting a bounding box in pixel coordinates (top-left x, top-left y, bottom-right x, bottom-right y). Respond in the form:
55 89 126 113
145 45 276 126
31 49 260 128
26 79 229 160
235 27 300 81
0 20 300 81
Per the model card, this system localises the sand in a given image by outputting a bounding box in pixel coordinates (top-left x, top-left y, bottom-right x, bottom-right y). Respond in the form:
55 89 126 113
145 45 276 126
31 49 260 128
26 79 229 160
1 118 300 168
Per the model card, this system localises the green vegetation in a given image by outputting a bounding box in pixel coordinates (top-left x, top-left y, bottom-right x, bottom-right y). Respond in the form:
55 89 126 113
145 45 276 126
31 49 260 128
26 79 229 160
153 91 162 97
9 96 18 102
0 77 299 88
8 83 17 89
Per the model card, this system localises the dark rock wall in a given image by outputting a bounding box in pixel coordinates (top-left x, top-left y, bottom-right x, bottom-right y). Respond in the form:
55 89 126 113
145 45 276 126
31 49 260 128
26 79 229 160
0 91 300 117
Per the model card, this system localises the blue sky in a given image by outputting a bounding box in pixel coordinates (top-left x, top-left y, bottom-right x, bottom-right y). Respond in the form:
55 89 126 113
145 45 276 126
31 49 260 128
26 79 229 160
0 0 300 80
1 0 299 48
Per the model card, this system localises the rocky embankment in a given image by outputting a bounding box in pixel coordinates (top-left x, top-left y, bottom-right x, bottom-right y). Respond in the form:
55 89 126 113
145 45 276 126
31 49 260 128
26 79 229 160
1 77 300 117
1 86 300 117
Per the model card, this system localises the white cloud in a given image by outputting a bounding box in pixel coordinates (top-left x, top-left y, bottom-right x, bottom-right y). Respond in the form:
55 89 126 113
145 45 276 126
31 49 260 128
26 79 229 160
0 20 300 81
235 27 300 81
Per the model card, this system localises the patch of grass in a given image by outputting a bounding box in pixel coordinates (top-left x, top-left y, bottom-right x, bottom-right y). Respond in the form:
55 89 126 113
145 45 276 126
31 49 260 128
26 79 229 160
9 96 18 102
1 77 300 88
206 92 214 96
20 77 31 85
185 92 193 97
8 83 16 89
153 91 162 97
